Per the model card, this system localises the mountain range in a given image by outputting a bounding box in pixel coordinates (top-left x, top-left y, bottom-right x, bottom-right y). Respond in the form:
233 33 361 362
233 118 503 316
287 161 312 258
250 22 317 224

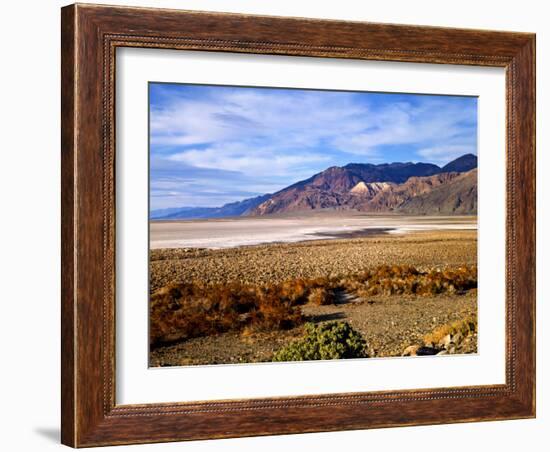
150 154 477 220
150 193 271 220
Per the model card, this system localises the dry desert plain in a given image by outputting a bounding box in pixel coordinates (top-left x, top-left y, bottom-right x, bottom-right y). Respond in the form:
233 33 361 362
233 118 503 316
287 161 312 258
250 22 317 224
149 213 478 366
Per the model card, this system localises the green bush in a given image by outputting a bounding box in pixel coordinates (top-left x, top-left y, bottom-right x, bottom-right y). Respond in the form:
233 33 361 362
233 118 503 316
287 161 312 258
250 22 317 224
272 321 367 362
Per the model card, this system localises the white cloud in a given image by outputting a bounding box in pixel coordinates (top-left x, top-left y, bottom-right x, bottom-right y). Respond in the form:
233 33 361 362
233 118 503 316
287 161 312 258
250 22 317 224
417 144 476 165
332 100 476 155
151 90 476 162
150 88 370 152
167 144 330 177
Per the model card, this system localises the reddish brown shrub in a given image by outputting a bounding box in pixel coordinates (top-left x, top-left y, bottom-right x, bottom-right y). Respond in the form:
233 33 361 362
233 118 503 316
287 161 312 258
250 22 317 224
345 265 476 298
150 281 305 347
307 287 336 305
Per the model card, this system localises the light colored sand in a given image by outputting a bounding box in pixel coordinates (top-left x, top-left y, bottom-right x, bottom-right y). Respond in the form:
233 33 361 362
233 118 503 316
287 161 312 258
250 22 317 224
150 214 477 249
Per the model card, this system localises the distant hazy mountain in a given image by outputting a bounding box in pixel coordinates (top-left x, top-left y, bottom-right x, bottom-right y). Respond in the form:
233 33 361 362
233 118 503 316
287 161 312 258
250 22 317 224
150 194 271 220
149 206 196 218
151 154 478 220
249 154 477 216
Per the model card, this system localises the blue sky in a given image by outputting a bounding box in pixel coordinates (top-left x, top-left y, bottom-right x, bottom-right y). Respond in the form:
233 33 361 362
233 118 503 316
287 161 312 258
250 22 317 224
149 83 477 210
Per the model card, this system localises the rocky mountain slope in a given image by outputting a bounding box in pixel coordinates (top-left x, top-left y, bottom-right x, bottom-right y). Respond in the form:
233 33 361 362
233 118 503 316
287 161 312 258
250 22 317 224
249 154 477 216
440 153 478 173
250 161 442 216
398 169 477 215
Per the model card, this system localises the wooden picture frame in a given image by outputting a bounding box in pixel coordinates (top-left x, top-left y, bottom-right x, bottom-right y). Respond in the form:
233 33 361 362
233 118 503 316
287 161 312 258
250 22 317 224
61 3 536 447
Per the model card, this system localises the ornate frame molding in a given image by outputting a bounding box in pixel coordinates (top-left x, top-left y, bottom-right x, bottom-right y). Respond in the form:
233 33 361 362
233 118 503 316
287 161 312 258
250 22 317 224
62 4 535 447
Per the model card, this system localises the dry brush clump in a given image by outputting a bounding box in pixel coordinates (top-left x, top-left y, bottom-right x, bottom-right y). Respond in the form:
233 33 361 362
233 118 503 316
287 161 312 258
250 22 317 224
150 276 343 346
307 287 337 305
150 280 327 347
272 321 367 362
423 315 478 348
150 282 254 346
340 264 477 297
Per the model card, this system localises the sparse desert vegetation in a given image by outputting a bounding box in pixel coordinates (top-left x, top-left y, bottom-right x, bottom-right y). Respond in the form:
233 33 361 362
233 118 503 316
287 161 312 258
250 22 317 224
149 235 478 365
341 264 477 297
150 281 305 346
423 315 478 347
402 315 478 356
150 264 476 347
272 321 367 362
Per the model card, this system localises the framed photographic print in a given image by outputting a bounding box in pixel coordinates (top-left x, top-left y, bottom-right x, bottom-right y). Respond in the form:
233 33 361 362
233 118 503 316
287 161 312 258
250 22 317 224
61 3 536 447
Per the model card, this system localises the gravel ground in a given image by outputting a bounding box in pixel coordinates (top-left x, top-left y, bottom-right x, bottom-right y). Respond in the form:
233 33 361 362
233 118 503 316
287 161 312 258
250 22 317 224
150 329 304 366
302 292 477 357
149 229 477 366
150 230 477 291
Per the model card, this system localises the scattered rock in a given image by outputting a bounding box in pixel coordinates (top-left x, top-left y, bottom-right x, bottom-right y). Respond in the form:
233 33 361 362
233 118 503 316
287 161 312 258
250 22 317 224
440 334 452 347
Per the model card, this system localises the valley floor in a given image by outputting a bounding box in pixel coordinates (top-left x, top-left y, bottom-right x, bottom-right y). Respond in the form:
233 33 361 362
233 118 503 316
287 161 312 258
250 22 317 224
149 213 476 249
149 229 477 366
150 228 477 290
